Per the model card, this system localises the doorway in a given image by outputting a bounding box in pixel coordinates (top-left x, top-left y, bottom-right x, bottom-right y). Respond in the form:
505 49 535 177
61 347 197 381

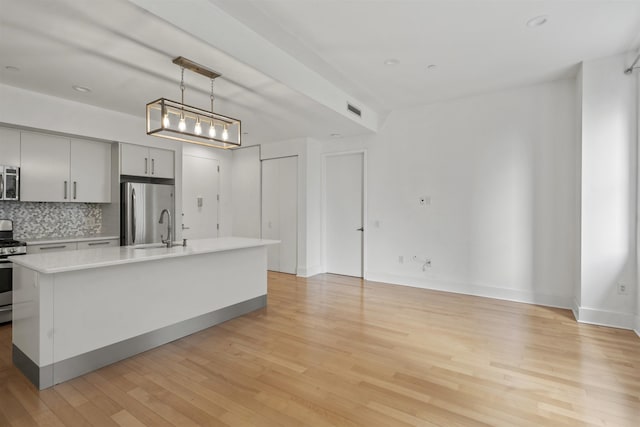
323 151 365 277
261 156 298 274
181 155 219 239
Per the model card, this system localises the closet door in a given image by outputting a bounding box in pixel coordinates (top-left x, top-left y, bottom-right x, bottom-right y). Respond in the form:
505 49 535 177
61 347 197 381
261 156 297 274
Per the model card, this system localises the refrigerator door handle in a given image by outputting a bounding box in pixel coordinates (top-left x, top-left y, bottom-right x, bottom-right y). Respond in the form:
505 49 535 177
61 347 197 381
131 188 137 244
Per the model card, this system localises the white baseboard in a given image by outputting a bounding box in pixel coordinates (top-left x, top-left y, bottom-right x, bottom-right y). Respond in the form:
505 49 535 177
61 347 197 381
365 271 572 309
575 306 636 330
635 315 640 338
297 264 323 278
571 299 580 321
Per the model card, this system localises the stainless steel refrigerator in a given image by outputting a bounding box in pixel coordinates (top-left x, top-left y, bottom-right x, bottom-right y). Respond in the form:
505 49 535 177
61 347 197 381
121 182 175 246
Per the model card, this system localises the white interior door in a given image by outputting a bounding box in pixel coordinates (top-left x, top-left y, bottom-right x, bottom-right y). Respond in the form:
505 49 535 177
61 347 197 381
262 156 298 274
181 155 219 239
325 153 364 277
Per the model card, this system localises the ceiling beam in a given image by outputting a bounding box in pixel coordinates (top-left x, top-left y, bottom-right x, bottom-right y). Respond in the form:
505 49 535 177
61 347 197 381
127 0 379 134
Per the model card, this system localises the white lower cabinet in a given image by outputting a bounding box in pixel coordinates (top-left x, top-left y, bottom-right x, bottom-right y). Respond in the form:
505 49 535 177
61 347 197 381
27 239 119 254
76 239 119 250
27 242 77 254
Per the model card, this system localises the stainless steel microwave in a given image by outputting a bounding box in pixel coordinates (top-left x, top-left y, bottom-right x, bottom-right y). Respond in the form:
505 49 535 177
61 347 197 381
0 166 19 201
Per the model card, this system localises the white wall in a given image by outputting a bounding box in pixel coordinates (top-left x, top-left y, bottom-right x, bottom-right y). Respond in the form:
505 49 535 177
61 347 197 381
573 67 584 318
579 53 637 329
231 146 261 238
319 79 579 308
305 139 323 276
634 57 640 337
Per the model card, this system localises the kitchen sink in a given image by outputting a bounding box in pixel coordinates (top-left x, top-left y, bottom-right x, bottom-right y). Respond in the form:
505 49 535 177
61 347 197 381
131 243 169 249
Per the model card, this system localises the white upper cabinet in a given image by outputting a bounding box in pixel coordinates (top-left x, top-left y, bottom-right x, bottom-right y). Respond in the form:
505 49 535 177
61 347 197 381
21 132 71 202
121 144 174 179
150 148 174 178
21 132 111 203
120 143 148 177
0 128 21 166
70 139 111 203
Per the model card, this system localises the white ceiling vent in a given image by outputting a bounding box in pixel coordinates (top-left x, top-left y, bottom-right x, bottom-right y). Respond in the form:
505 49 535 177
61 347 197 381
347 102 362 118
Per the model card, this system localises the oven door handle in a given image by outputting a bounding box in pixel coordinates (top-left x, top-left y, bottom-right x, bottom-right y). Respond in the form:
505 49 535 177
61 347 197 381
0 262 12 269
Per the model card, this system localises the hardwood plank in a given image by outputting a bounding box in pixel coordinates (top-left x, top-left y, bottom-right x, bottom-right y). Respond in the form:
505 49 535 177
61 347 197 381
0 272 638 426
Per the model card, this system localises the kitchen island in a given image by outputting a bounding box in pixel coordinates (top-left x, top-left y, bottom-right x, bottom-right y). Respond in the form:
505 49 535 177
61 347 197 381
10 237 278 389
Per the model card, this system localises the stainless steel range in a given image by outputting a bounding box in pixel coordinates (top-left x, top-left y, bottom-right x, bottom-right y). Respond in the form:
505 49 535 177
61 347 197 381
0 220 27 323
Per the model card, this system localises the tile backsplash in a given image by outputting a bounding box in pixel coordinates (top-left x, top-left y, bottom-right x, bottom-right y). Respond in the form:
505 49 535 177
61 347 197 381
0 202 103 240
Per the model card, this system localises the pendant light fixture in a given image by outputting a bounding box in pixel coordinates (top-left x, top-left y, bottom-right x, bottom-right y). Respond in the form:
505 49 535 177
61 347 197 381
146 57 241 149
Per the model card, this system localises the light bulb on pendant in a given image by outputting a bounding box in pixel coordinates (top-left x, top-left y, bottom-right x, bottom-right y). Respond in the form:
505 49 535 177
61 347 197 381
209 122 216 138
194 117 202 135
178 114 186 132
222 124 229 141
162 112 170 128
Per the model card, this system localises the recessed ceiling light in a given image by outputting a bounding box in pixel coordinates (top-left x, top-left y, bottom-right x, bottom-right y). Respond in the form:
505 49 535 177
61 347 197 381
5 65 20 72
330 133 341 138
427 64 437 70
383 59 399 66
72 85 92 93
526 15 549 27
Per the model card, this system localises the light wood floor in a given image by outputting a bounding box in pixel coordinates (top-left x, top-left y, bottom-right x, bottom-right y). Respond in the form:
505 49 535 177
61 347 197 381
0 272 639 426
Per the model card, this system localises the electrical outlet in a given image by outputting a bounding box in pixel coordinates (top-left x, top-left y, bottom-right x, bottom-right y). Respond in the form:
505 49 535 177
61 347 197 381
411 255 431 270
617 283 628 295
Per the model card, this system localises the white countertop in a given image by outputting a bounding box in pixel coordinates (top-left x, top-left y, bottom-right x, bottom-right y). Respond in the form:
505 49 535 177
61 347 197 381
10 237 279 274
24 235 120 245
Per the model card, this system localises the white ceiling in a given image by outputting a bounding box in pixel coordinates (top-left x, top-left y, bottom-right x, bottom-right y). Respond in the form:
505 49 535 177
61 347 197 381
1 0 639 144
211 0 640 111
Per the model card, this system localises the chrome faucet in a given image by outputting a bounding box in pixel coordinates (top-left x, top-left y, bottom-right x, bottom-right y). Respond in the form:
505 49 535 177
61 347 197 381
158 209 173 248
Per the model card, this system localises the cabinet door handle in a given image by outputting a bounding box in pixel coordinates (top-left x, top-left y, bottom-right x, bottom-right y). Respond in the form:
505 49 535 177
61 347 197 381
152 158 155 175
88 241 110 246
40 245 67 250
64 181 68 199
73 181 77 200
145 158 148 174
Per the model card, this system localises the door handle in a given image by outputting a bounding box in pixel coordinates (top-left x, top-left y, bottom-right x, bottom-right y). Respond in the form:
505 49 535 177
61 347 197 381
356 227 364 231
131 188 137 244
182 224 190 230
